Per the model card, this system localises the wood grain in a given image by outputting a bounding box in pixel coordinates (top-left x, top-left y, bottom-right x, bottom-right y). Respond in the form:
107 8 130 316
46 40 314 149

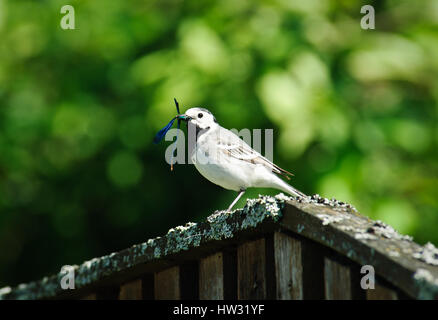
119 279 142 300
274 232 303 299
324 255 365 300
154 266 180 300
367 281 398 300
81 293 96 300
199 252 224 299
237 238 267 299
324 257 352 299
282 202 438 300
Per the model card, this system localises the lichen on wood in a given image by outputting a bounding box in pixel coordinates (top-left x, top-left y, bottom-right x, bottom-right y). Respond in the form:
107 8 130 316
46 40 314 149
0 194 287 300
1 193 437 300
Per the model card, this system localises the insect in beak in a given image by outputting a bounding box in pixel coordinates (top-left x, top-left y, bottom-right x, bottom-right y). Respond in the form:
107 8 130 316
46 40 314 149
177 114 191 121
153 98 188 171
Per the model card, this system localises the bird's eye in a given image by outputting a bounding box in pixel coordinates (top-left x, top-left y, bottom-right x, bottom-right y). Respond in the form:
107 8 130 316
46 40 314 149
198 113 203 118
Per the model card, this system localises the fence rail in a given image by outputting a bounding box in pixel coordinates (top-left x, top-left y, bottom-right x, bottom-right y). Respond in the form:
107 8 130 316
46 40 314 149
1 194 437 300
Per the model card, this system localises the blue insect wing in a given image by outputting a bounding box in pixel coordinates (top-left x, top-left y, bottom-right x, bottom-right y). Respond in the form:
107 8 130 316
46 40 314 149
153 117 177 144
154 99 183 170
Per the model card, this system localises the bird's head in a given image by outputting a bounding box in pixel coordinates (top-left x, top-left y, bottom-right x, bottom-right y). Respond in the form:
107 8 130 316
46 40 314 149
178 107 218 130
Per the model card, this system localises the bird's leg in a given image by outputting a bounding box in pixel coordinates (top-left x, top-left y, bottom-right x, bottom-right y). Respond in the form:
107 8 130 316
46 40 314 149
226 189 246 212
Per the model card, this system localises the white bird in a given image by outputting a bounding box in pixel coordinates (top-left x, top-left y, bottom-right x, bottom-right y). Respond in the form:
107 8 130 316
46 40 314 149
178 107 306 211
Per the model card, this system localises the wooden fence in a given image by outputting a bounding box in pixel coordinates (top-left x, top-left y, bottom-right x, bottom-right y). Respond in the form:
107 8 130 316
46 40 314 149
1 194 437 300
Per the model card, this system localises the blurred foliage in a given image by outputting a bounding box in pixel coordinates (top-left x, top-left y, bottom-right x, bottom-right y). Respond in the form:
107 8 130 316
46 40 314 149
0 0 437 286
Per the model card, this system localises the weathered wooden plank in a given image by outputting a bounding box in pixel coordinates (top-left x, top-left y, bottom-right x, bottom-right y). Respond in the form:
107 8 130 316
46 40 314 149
198 250 237 299
367 280 398 300
1 196 283 300
3 195 438 301
273 231 325 299
237 238 269 299
324 255 365 300
154 266 180 300
119 279 142 300
273 232 303 299
282 201 438 299
199 252 224 299
324 257 352 299
81 293 96 300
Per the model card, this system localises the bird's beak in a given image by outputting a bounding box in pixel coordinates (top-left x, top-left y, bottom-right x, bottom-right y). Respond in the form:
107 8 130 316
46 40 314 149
177 114 191 121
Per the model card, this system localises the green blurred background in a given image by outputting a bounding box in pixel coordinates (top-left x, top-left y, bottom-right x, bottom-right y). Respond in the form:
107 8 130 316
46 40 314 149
0 0 437 287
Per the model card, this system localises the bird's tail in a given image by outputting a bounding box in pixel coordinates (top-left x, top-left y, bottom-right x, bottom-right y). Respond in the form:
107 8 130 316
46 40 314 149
275 178 307 198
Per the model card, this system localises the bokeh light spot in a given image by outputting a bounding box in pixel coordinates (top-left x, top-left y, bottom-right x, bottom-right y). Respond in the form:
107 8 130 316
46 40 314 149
107 151 143 188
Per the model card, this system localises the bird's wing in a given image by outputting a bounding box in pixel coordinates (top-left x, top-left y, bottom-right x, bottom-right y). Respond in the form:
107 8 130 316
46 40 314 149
216 128 294 179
